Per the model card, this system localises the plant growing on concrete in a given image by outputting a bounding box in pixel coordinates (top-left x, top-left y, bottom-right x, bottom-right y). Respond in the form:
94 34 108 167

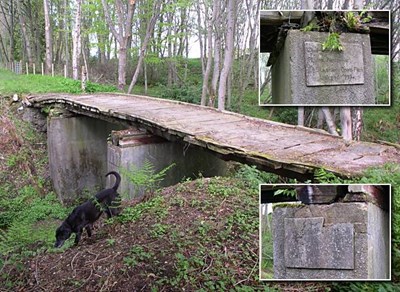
322 33 343 51
274 188 297 198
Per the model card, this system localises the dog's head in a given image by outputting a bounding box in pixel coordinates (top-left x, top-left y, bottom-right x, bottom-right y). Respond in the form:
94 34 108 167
54 222 72 248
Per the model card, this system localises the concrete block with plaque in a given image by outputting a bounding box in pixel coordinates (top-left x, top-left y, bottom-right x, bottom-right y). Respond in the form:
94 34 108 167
271 30 374 105
272 185 390 280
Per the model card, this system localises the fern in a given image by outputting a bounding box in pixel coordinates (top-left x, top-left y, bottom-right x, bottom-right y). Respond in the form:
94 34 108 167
273 188 297 198
322 33 343 51
120 161 175 195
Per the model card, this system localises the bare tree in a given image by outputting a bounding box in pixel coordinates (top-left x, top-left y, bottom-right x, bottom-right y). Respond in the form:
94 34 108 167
127 0 162 94
217 0 237 110
101 0 136 90
0 0 16 62
43 0 52 74
200 1 218 106
210 1 222 107
16 0 33 65
72 0 82 80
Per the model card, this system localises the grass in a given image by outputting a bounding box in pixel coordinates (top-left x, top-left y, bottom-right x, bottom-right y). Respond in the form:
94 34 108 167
0 69 117 95
260 213 274 279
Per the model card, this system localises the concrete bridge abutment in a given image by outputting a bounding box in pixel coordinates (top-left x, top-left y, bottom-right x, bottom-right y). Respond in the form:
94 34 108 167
272 185 389 280
45 110 227 203
47 112 124 204
107 129 228 198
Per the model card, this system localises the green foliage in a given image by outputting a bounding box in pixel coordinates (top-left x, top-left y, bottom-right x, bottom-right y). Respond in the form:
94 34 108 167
150 223 169 238
117 196 166 224
120 161 175 196
0 192 67 256
260 214 273 279
373 55 390 104
160 84 201 104
0 69 117 95
106 238 116 246
300 18 320 32
208 178 240 198
343 11 372 30
322 33 343 51
269 107 298 125
332 281 400 292
235 164 280 189
343 12 358 30
123 245 153 268
274 188 296 198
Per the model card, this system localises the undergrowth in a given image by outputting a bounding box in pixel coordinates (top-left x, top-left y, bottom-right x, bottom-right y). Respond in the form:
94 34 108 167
0 69 117 95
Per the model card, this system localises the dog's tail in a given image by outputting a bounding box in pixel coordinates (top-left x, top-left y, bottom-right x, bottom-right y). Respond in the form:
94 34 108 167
106 171 121 191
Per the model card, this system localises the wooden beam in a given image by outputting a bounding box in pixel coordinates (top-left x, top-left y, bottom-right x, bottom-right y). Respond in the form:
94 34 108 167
260 11 304 25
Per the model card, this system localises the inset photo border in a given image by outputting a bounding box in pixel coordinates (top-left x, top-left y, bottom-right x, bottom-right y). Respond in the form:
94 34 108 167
259 10 391 106
259 184 391 281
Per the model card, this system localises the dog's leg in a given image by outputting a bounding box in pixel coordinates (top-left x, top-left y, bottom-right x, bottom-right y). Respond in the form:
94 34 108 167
105 207 112 219
85 225 92 237
74 229 83 245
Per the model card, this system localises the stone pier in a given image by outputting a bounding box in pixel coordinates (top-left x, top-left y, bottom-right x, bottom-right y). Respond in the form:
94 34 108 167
271 30 374 105
107 129 228 198
272 185 389 280
47 113 123 204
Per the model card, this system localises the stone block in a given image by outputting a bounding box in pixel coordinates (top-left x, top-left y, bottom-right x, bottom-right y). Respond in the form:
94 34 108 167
272 202 389 279
271 30 375 105
284 217 354 269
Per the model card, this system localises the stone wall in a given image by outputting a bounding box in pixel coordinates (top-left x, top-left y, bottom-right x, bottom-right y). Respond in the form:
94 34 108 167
273 199 389 279
271 30 375 105
47 115 124 204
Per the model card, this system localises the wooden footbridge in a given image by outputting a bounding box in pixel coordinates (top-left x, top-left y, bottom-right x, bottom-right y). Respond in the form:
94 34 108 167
26 93 400 179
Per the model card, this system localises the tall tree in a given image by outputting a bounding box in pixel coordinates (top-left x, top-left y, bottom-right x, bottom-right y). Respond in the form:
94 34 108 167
0 0 16 62
127 0 162 93
101 0 136 90
72 0 82 80
217 0 237 110
200 1 217 106
63 0 70 77
16 0 33 65
43 0 52 74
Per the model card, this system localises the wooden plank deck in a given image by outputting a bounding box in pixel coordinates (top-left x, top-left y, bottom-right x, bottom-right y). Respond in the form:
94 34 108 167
26 93 400 179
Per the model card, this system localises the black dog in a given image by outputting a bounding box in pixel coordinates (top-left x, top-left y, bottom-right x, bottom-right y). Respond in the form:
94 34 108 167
54 171 121 248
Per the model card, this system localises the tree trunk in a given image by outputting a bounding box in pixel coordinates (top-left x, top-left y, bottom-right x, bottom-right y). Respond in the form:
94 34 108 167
16 0 33 65
217 0 236 110
196 3 205 75
127 1 161 94
340 107 352 140
210 3 221 107
1 0 16 62
322 107 339 136
101 0 136 91
201 1 218 106
72 0 82 80
352 107 363 141
43 0 53 74
298 107 305 126
63 0 69 77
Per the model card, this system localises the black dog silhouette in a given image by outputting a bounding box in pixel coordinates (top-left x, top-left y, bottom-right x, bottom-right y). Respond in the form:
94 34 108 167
54 171 121 248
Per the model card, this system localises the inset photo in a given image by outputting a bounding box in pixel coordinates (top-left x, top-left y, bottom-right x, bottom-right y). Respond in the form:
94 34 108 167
259 10 390 106
259 184 390 281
